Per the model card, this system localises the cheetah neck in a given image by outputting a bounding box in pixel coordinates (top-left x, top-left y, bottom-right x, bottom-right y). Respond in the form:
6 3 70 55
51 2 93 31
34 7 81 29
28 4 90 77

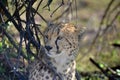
51 58 76 80
50 52 76 75
47 50 77 80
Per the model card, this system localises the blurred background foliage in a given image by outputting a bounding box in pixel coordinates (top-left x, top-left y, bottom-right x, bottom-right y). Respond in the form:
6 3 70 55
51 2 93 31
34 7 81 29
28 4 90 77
0 0 120 80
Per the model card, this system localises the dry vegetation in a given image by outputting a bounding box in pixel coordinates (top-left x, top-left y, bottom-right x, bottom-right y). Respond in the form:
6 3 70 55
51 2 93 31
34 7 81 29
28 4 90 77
0 0 120 80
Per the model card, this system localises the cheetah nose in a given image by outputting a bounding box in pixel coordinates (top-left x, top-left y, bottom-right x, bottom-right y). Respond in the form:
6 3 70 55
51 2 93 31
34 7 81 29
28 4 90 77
45 46 52 51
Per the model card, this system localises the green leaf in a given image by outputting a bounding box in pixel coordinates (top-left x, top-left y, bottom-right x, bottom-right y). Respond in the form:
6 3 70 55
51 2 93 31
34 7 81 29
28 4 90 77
116 69 120 76
99 63 104 68
113 39 120 44
0 42 2 48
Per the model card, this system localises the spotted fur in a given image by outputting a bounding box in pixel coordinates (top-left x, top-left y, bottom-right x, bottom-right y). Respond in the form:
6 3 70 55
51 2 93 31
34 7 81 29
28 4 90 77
28 23 85 80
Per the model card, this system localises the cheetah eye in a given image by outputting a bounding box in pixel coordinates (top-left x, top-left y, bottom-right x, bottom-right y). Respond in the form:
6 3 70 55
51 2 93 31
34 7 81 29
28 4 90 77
57 36 63 40
55 36 63 51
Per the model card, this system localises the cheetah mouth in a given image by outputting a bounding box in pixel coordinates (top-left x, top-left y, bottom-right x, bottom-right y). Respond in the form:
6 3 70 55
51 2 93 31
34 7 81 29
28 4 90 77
45 51 63 58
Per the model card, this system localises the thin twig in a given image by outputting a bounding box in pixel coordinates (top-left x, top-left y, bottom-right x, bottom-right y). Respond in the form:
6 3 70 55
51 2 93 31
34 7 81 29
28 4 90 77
93 0 115 41
87 0 115 53
103 11 120 35
99 0 114 26
0 25 27 59
0 1 22 32
52 0 73 22
50 0 64 17
90 58 108 77
33 0 43 16
106 2 120 25
75 0 78 25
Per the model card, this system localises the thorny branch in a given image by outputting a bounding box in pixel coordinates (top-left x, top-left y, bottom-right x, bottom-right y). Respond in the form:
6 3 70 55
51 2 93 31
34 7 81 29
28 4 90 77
52 0 71 22
90 58 120 80
91 0 114 45
88 0 120 51
0 1 22 32
0 0 75 80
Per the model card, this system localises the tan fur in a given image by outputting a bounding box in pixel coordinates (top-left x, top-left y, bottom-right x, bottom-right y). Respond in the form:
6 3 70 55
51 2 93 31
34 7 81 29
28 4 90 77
28 23 84 80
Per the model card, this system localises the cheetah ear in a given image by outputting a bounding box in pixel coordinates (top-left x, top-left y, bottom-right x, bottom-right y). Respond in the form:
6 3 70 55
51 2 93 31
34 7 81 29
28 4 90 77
75 26 86 40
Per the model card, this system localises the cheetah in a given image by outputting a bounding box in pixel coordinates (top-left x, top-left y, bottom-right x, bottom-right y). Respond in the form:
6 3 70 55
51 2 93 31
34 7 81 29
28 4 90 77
28 23 85 80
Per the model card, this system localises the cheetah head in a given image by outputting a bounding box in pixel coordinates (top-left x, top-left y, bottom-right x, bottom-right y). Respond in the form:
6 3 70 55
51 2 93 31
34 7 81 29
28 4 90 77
44 23 85 59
